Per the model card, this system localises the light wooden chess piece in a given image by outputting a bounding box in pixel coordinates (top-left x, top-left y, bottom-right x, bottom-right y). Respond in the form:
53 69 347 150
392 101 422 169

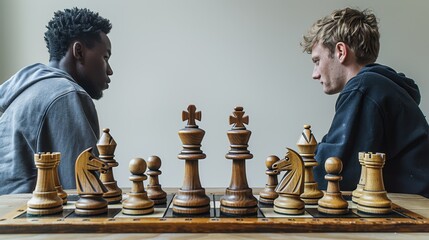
352 152 366 203
97 128 122 204
220 106 258 216
173 104 211 215
317 157 349 215
27 152 63 215
272 148 305 215
123 158 154 215
297 125 323 205
53 153 67 204
75 148 109 216
259 155 280 205
357 152 392 214
146 155 167 205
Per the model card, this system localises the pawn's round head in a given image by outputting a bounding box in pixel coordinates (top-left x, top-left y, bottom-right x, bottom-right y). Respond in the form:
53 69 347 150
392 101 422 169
147 155 161 170
129 158 146 175
325 157 343 174
265 155 280 169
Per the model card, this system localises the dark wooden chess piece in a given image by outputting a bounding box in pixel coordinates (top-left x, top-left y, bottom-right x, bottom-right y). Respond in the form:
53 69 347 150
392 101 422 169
357 152 392 214
259 155 280 205
220 106 258 216
123 158 154 215
352 152 366 203
146 155 167 205
173 105 211 215
272 148 305 215
53 153 67 204
97 128 122 204
75 148 109 216
317 157 349 215
297 125 323 205
27 152 63 215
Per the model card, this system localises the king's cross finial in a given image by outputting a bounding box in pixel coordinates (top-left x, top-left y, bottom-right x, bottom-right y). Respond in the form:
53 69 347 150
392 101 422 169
229 106 249 128
182 104 201 126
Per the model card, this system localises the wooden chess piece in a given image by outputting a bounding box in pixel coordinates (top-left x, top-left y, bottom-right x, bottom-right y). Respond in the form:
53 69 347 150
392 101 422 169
317 157 349 215
27 152 63 215
97 128 122 204
272 148 305 215
75 148 109 216
123 158 155 215
220 106 258 216
357 152 392 214
146 155 167 205
53 153 67 204
297 125 323 205
173 105 211 215
352 152 366 203
259 155 280 205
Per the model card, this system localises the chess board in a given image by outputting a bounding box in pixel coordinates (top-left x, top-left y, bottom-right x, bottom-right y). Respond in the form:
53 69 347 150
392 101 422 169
0 193 428 233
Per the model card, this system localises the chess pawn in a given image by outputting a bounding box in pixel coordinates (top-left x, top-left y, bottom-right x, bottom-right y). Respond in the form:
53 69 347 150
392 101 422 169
352 152 366 203
27 152 63 215
317 157 349 215
97 128 122 204
123 158 154 215
357 153 392 214
296 125 323 205
53 153 67 204
146 155 167 204
259 155 280 205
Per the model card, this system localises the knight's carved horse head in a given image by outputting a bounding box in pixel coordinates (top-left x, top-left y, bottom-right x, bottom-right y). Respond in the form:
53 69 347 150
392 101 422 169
272 148 304 195
75 147 109 194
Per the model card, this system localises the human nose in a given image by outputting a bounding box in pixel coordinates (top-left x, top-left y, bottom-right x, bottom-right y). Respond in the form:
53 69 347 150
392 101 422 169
312 66 320 80
107 63 113 76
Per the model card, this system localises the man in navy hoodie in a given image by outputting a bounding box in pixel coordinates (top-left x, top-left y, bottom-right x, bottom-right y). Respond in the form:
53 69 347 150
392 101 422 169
0 8 113 194
301 7 429 197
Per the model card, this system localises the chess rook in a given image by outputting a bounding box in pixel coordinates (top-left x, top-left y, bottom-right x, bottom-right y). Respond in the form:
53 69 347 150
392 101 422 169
123 158 154 215
357 152 392 214
352 152 366 203
173 104 210 215
52 153 67 204
296 125 323 205
317 157 349 215
97 128 122 204
220 106 258 216
146 155 167 204
259 155 280 205
27 152 63 215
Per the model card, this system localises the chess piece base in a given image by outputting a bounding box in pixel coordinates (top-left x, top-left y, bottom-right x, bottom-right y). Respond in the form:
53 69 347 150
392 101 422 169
357 205 392 214
75 195 108 216
317 206 349 215
151 197 167 205
123 207 154 215
273 194 305 215
27 205 63 216
173 189 211 214
220 188 258 215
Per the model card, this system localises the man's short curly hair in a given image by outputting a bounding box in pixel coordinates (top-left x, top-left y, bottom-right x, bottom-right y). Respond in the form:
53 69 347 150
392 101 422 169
44 8 112 61
301 8 379 65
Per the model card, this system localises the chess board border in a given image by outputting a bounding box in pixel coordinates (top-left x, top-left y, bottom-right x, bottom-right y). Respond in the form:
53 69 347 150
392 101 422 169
0 193 428 233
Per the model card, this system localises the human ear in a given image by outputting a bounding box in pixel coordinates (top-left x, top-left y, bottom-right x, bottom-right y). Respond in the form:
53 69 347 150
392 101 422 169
335 42 347 63
72 41 85 63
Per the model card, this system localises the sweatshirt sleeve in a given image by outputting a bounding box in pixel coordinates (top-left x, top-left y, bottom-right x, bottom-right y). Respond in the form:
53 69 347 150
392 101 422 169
36 91 100 190
314 89 385 191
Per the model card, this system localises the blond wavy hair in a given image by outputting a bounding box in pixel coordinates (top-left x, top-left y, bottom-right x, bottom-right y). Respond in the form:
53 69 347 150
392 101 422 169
301 8 380 65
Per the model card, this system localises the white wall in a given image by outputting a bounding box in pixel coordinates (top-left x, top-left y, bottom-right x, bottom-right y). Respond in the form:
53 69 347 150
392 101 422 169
1 0 428 189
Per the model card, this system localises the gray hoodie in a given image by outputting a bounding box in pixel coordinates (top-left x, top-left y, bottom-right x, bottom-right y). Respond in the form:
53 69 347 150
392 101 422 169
0 63 100 194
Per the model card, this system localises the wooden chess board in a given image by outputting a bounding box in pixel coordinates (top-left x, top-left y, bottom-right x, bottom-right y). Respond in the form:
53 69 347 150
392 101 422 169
0 193 428 233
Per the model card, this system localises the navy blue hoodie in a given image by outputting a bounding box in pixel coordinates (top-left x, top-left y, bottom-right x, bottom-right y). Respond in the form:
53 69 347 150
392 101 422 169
314 64 429 197
0 63 100 194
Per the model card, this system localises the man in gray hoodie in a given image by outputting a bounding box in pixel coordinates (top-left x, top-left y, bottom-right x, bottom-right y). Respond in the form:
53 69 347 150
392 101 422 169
0 8 113 194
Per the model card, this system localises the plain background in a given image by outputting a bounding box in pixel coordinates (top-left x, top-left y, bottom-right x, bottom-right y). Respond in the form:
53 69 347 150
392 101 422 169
0 0 428 190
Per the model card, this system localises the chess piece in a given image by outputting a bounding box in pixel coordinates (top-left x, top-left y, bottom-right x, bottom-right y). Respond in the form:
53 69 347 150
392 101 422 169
272 148 305 215
259 155 280 205
220 106 258 216
123 158 154 215
296 125 323 205
317 157 349 215
97 128 122 204
357 152 392 214
146 155 167 205
52 153 67 204
75 148 109 216
27 152 63 215
352 152 366 203
173 105 211 214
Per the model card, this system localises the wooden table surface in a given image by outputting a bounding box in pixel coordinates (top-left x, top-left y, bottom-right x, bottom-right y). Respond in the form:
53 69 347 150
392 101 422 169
0 189 428 239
